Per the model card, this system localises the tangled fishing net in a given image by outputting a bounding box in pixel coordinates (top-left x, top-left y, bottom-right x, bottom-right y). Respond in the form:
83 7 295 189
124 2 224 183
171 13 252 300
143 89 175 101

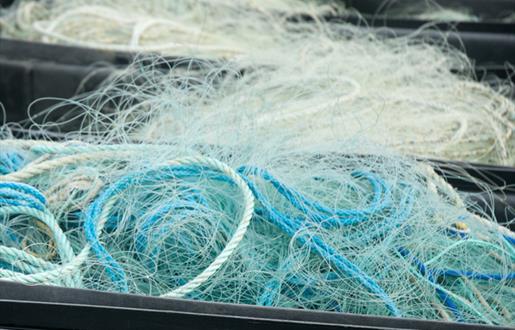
26 39 515 166
0 0 339 57
2 0 515 167
1 58 514 325
0 0 514 326
0 130 514 325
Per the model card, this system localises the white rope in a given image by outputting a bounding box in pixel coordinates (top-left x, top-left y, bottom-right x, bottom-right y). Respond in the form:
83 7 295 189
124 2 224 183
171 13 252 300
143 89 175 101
1 142 255 297
32 5 242 55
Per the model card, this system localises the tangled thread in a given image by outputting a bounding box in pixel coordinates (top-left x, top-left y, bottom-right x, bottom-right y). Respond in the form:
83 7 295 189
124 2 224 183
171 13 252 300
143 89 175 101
0 141 513 325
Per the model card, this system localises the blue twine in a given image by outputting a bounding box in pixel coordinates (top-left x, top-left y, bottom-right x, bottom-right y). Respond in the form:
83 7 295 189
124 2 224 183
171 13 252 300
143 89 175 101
84 164 238 292
436 269 515 281
351 184 415 245
503 234 515 246
0 152 25 175
397 247 463 321
239 166 391 227
445 228 470 240
258 257 294 306
399 246 515 322
442 221 514 280
237 166 402 317
0 182 47 211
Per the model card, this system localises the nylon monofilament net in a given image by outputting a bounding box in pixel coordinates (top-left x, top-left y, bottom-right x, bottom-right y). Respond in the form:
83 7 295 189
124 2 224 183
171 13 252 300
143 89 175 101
0 125 513 326
0 1 514 326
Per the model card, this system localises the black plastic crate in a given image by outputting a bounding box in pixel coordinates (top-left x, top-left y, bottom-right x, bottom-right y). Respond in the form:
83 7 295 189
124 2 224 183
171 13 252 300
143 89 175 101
0 156 512 330
1 36 513 128
319 20 515 79
0 38 131 124
0 281 511 330
0 0 14 8
340 0 515 30
0 39 210 128
430 161 514 228
323 0 515 77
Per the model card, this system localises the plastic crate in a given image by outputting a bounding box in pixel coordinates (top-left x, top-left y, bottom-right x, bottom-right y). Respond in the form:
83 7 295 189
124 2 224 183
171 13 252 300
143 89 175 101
0 0 14 8
0 38 207 128
1 36 513 127
0 38 130 124
0 281 511 330
323 0 515 78
340 0 515 30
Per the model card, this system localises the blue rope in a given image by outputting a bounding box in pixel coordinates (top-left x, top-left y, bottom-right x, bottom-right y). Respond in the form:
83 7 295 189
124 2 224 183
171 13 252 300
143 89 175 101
399 245 515 322
445 227 470 240
0 261 22 273
436 269 515 281
0 152 25 175
258 257 294 306
0 182 47 211
440 224 515 281
349 184 415 246
0 182 50 271
84 165 238 292
503 234 515 246
398 247 463 321
237 166 402 317
239 166 391 227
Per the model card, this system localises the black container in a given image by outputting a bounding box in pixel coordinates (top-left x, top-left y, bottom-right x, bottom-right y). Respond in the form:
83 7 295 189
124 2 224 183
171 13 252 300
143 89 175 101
0 0 14 8
326 0 515 79
0 38 209 130
341 0 515 30
0 281 511 330
319 21 515 81
0 39 131 124
433 160 515 227
1 35 513 130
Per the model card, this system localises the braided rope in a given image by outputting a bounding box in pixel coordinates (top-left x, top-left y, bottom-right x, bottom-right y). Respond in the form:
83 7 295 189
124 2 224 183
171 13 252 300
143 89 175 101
0 139 161 153
0 246 57 272
161 157 255 297
1 151 128 182
0 207 74 264
32 5 242 54
81 155 256 297
0 206 80 286
1 143 255 297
